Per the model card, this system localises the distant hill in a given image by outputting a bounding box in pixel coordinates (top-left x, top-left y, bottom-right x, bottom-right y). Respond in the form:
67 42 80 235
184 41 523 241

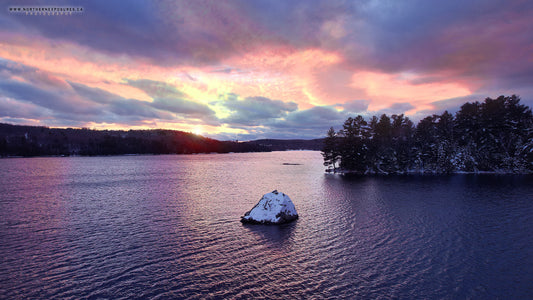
0 123 322 157
0 123 271 157
244 138 324 151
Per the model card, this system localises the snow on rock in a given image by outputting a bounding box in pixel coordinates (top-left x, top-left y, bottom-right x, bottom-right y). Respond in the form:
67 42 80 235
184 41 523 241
241 190 298 224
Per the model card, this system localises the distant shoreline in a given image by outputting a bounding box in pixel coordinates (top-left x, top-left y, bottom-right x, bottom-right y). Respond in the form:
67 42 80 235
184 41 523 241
0 123 322 157
0 149 320 159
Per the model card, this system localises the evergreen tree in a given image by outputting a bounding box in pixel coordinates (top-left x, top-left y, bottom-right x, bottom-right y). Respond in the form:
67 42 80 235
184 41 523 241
454 101 481 171
436 111 455 173
322 127 340 171
415 115 439 172
372 114 395 173
391 114 415 173
339 116 369 173
500 95 533 170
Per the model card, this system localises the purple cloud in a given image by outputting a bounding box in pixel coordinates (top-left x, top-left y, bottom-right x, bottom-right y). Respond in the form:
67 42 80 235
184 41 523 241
375 102 416 115
0 59 216 126
341 99 370 113
220 93 298 126
125 79 217 122
260 106 347 139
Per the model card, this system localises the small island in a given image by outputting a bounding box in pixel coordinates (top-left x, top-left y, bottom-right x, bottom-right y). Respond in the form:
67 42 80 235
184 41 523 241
241 190 299 225
322 95 533 174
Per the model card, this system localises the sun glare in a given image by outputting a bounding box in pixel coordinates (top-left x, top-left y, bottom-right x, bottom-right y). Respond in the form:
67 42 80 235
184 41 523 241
193 126 203 136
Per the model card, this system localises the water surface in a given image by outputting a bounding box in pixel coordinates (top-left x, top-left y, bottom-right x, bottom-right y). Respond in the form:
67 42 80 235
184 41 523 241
1 151 532 298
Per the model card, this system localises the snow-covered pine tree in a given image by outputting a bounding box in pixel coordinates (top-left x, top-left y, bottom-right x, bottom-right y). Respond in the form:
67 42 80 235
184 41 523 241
321 127 340 172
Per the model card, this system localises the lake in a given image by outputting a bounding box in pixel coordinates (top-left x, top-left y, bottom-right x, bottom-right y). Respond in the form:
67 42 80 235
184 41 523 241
1 151 532 299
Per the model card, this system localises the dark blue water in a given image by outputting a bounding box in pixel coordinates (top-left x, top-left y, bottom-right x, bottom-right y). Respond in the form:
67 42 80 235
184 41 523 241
1 151 532 299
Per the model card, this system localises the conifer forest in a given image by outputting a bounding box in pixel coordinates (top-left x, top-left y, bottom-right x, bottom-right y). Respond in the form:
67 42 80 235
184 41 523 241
322 95 533 174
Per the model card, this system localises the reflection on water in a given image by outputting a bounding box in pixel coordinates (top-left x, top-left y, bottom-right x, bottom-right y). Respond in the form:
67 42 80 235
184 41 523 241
242 221 298 249
1 152 533 299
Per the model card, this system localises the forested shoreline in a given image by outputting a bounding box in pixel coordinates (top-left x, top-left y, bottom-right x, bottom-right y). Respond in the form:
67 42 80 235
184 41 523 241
0 124 270 157
0 124 324 157
322 95 533 174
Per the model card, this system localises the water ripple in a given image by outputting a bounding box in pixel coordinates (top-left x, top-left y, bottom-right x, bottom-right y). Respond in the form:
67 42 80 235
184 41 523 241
1 153 533 298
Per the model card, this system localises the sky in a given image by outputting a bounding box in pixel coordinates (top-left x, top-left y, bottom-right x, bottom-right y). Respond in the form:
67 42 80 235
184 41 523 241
1 0 532 140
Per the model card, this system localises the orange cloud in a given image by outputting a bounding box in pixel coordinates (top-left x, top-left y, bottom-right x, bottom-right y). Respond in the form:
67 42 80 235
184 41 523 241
219 46 343 107
0 32 473 135
350 71 472 112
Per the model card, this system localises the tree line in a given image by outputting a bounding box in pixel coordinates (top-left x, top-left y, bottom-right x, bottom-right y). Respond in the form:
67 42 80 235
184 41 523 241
0 124 269 157
322 95 533 174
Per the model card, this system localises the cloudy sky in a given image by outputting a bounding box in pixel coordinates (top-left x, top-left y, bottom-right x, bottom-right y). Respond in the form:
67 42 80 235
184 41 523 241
1 0 532 140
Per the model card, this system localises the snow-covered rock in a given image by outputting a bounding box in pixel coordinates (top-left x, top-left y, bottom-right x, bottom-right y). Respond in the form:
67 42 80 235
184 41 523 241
241 190 298 224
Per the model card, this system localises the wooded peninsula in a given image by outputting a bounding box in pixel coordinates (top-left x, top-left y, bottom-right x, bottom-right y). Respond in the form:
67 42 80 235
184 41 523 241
322 95 533 174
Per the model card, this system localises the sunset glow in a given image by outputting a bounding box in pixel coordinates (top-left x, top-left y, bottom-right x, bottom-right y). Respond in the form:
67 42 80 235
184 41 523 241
1 1 532 139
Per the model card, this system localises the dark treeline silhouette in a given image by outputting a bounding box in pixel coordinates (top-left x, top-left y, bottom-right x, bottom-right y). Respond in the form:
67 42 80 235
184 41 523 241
246 138 324 151
0 124 269 157
322 95 533 174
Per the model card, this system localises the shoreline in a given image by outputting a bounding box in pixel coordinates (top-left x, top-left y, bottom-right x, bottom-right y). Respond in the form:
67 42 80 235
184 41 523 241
326 169 533 175
0 149 318 159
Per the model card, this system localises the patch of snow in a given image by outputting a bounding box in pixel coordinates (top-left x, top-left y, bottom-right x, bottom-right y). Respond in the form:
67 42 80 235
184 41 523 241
241 190 298 224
